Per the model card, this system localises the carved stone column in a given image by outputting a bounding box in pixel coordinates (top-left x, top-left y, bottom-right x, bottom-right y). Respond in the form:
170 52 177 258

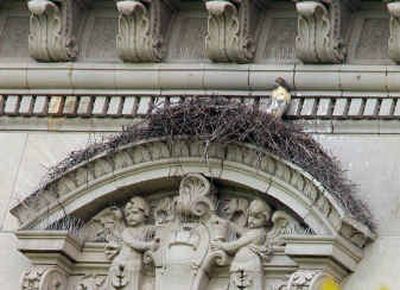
27 0 89 62
116 0 176 62
387 2 400 62
295 0 359 63
205 0 265 63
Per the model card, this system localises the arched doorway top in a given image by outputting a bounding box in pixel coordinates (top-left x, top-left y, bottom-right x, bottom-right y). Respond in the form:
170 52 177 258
11 137 374 248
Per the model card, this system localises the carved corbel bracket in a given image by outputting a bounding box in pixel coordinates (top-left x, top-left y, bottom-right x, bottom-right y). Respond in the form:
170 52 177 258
205 0 265 63
295 0 358 63
27 0 89 62
116 0 176 62
387 2 400 62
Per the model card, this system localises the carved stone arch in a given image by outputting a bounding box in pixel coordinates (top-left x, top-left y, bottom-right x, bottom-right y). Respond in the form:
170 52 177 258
12 138 374 290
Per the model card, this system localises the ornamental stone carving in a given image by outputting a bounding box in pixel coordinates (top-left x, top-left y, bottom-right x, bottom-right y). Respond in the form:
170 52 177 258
295 0 359 63
205 0 265 63
76 274 106 290
13 140 375 290
27 0 89 62
84 174 304 290
22 267 68 290
287 270 337 290
387 2 400 62
116 0 176 62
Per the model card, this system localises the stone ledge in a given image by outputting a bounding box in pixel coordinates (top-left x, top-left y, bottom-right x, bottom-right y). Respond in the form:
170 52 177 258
0 64 399 93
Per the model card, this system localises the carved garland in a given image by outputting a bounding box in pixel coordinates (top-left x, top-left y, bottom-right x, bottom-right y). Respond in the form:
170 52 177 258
27 0 89 62
205 0 264 63
295 0 358 64
116 0 175 62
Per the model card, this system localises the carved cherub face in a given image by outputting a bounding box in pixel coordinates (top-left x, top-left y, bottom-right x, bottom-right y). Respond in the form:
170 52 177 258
247 199 271 229
124 197 150 227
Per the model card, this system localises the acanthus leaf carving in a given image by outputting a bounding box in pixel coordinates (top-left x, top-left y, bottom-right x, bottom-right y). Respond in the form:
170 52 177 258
116 0 176 62
205 0 265 63
27 0 89 62
295 0 359 64
387 2 400 62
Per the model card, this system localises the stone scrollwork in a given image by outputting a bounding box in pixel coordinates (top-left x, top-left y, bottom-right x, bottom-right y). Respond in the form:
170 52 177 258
116 0 176 62
22 267 68 290
27 0 89 62
295 0 358 63
205 0 265 63
387 2 400 62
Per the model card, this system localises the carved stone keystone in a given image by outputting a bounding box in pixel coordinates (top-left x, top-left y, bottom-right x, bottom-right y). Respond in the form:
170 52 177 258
27 0 89 62
205 0 266 63
295 0 359 63
116 0 176 62
387 2 400 62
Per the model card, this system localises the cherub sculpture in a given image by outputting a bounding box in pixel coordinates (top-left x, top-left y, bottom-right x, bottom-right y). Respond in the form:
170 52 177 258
104 197 159 290
211 199 272 290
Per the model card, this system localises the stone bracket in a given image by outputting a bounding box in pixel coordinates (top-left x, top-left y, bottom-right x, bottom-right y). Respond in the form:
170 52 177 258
116 0 176 62
205 0 266 63
27 0 90 62
387 2 400 62
295 0 359 63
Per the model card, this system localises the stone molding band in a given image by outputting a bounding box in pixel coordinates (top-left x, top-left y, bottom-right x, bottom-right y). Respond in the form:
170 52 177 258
0 94 399 120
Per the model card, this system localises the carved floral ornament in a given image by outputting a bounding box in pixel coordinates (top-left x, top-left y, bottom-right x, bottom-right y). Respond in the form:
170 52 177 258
12 139 374 290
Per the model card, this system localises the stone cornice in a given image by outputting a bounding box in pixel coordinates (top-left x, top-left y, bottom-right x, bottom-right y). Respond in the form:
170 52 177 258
0 63 399 94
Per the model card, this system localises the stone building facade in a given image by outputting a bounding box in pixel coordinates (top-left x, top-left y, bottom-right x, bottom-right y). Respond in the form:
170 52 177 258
0 0 399 289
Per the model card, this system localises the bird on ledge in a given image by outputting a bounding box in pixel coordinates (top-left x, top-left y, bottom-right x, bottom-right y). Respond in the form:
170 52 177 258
266 77 292 118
